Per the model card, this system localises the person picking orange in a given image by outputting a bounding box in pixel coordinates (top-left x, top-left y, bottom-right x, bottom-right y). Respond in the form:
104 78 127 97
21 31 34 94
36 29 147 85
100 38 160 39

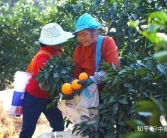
72 13 120 96
71 13 120 138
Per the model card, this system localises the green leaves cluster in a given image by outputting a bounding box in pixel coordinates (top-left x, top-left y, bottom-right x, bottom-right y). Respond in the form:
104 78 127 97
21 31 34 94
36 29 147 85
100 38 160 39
121 11 167 138
129 11 167 62
75 53 167 137
0 1 43 89
73 115 102 138
0 0 76 90
125 97 167 138
34 53 75 98
1 0 166 90
101 56 167 137
1 0 167 137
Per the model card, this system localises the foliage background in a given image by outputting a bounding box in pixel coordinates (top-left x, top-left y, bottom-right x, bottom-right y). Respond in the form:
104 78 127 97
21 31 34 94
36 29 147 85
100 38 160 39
1 0 167 90
1 0 167 138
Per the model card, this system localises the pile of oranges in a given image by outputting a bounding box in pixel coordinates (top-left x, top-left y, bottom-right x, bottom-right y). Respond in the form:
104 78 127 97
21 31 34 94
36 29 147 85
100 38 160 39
61 72 88 95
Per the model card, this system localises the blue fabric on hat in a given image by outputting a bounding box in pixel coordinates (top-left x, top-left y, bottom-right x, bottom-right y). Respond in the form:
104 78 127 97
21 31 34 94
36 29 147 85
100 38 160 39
73 13 101 34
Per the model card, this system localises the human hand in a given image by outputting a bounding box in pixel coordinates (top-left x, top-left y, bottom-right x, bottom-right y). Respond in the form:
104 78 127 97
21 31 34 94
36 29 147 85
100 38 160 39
61 93 74 100
73 79 93 96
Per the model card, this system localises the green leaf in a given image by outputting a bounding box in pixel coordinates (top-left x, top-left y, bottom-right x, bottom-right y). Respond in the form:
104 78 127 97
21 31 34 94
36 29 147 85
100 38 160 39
128 20 139 28
33 73 43 80
138 112 152 116
149 111 161 126
93 115 99 122
126 120 146 130
53 73 60 78
157 64 165 73
118 99 128 104
149 11 167 24
61 69 67 74
112 78 121 86
135 101 155 108
101 61 110 69
79 124 89 131
150 96 163 112
111 63 117 70
106 132 117 138
137 69 145 77
118 121 125 126
92 131 99 138
132 101 156 112
109 96 115 103
132 13 138 20
124 83 133 88
113 103 118 114
44 72 49 80
124 132 151 138
153 51 167 62
103 77 113 82
113 1 117 9
129 88 136 93
82 131 90 137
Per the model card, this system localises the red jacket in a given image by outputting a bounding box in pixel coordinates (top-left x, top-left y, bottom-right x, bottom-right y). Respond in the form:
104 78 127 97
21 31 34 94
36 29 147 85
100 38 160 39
73 36 120 78
73 36 120 91
26 46 63 98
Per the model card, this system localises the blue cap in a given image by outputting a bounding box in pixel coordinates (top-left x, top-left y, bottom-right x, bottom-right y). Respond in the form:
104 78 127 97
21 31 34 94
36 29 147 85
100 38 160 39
73 13 101 34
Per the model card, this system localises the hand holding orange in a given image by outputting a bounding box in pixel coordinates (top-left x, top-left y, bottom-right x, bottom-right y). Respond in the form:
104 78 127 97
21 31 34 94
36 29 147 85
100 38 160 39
71 72 88 90
79 72 88 80
71 79 82 90
61 83 73 95
61 72 88 95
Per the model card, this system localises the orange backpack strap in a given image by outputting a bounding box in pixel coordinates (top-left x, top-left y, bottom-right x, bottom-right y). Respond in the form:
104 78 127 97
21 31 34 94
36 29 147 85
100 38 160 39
26 50 53 73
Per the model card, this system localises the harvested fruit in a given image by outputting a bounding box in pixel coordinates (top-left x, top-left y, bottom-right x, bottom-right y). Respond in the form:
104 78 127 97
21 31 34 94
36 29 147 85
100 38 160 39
79 72 88 80
71 79 82 90
61 83 73 95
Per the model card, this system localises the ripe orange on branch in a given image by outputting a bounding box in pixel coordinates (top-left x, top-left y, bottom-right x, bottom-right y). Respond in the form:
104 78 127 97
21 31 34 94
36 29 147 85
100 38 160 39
61 83 73 95
71 79 82 90
79 72 88 80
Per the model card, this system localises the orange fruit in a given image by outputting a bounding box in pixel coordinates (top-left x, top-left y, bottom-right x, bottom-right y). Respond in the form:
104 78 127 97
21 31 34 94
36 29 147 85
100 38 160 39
79 72 88 80
61 83 73 95
71 79 82 90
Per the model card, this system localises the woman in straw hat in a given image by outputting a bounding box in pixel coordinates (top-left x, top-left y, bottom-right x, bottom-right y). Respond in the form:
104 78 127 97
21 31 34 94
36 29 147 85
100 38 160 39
19 23 74 138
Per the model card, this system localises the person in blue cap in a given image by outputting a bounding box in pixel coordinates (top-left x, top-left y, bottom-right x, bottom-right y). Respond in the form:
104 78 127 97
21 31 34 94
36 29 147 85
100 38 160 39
59 13 120 137
72 13 120 94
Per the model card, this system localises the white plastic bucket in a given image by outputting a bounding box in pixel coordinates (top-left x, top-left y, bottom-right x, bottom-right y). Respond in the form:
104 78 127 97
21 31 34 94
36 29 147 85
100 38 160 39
14 71 32 92
36 131 88 138
10 71 31 116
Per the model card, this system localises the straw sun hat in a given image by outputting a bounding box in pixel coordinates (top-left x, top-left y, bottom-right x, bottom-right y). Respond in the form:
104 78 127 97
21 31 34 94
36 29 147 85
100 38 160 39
39 23 74 46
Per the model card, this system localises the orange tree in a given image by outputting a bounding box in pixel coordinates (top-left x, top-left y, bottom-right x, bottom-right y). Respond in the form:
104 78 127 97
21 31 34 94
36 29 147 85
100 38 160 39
1 0 166 89
1 0 167 137
123 11 167 138
0 1 43 89
0 0 76 89
56 1 167 138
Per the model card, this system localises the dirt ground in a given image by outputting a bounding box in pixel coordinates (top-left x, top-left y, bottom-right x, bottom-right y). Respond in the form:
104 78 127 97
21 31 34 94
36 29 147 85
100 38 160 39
0 89 51 138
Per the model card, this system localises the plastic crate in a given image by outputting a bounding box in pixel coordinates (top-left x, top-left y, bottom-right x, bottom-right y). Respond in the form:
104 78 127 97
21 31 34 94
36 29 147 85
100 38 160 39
36 131 88 138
